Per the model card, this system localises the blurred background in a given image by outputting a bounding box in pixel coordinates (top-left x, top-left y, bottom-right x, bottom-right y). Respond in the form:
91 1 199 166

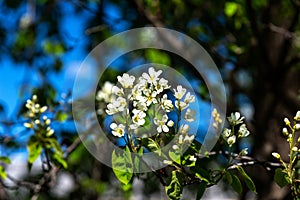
0 0 300 199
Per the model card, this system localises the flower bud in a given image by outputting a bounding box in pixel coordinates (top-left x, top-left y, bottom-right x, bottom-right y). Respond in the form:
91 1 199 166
34 119 40 124
163 160 172 165
272 152 281 159
282 127 289 136
32 95 37 101
40 106 48 113
24 122 32 128
294 111 300 121
284 118 290 126
295 124 300 131
292 147 298 152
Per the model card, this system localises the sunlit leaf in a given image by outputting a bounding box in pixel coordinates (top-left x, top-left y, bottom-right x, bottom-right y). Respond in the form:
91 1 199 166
112 146 133 185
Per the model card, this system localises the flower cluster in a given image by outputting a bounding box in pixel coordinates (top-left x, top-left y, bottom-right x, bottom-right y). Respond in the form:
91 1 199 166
99 67 197 155
221 111 250 148
23 95 54 137
272 111 300 158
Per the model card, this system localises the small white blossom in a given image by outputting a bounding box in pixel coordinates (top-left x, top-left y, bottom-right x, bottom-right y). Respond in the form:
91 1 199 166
227 112 244 126
161 94 174 112
117 73 135 88
178 135 184 144
227 135 236 147
96 81 114 102
106 97 126 115
183 92 195 104
238 124 250 138
184 108 196 122
142 67 162 85
46 129 54 137
179 124 190 134
175 100 188 111
172 145 179 150
132 109 146 126
155 78 170 94
110 123 125 137
112 86 124 97
154 114 171 133
143 90 158 106
184 134 195 142
222 128 231 138
173 85 186 100
189 155 197 162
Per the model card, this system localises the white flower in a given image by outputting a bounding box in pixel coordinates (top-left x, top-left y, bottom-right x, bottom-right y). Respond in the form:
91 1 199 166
110 123 125 137
294 111 300 121
117 73 135 88
155 78 170 94
161 94 173 112
183 92 195 104
173 85 186 100
175 100 188 111
132 109 146 126
184 134 195 142
222 128 231 138
227 135 236 146
238 124 250 138
106 97 126 115
112 86 124 97
154 114 172 133
179 124 190 134
178 135 184 144
184 108 196 122
133 100 148 111
96 81 114 102
172 145 179 150
143 89 158 106
227 112 244 126
189 155 197 162
142 67 162 85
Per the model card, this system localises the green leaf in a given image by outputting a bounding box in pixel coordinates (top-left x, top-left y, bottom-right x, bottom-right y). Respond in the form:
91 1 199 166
52 152 68 169
0 157 11 164
169 150 181 165
224 2 239 17
112 147 133 185
55 110 68 122
196 181 207 200
237 166 256 193
231 174 242 194
165 170 183 200
0 165 7 179
274 168 290 188
223 171 232 184
27 137 42 164
145 49 170 66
